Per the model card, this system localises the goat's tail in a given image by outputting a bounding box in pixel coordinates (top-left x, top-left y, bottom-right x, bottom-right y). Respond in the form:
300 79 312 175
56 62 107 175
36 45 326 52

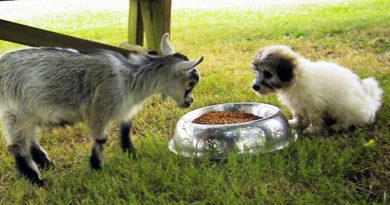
362 77 383 114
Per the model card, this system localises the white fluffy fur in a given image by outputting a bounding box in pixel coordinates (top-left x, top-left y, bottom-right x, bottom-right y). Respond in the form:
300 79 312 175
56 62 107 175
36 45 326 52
274 47 383 133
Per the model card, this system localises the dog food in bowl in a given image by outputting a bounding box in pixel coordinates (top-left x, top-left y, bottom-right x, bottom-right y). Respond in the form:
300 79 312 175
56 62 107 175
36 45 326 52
192 111 261 125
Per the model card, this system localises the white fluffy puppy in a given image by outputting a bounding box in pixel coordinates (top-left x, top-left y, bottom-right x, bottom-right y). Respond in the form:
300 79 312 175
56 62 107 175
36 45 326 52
251 45 383 134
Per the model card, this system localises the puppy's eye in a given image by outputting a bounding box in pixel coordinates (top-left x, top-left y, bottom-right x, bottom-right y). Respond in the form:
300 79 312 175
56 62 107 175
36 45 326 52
264 71 273 78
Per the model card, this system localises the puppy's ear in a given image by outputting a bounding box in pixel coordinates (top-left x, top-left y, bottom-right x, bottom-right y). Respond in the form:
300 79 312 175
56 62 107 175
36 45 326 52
276 57 294 82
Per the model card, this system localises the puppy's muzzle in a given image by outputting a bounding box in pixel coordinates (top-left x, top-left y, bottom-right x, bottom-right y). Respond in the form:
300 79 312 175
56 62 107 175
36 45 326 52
252 82 272 95
252 84 261 91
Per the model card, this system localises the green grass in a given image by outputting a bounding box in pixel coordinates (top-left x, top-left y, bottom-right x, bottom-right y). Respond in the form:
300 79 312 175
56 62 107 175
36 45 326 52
0 0 389 204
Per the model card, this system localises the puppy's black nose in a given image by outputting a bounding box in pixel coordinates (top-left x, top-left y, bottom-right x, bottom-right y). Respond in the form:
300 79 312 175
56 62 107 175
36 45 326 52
252 84 261 91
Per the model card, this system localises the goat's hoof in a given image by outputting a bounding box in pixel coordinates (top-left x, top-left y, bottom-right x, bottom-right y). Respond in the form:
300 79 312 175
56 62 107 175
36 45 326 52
36 179 46 187
128 151 137 160
90 158 103 170
124 148 137 160
40 159 54 170
90 162 103 170
30 178 46 187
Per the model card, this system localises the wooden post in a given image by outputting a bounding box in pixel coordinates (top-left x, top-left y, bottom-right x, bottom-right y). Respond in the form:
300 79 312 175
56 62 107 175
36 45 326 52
162 0 172 37
128 0 143 46
137 0 171 52
139 0 157 51
151 0 171 52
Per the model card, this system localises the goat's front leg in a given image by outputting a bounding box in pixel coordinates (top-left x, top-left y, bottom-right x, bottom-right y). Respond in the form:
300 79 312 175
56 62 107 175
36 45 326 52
4 112 45 186
30 140 53 170
89 125 109 170
120 121 137 159
9 144 45 186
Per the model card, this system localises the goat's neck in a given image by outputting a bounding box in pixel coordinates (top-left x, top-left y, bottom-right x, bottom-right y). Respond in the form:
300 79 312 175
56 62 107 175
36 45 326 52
126 61 171 103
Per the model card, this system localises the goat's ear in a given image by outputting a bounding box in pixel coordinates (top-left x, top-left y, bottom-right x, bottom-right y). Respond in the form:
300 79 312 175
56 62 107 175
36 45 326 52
161 33 175 55
255 49 264 60
179 56 204 72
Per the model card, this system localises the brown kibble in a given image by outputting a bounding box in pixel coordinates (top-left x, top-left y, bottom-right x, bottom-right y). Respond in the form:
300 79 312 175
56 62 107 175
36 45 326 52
193 111 261 125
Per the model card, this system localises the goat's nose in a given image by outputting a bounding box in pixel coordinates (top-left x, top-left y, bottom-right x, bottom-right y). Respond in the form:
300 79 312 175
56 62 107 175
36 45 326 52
252 84 261 91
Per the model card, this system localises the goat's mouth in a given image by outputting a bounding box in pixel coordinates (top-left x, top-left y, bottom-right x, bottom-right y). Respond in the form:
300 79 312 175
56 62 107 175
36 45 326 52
178 102 190 108
177 97 194 108
178 100 193 108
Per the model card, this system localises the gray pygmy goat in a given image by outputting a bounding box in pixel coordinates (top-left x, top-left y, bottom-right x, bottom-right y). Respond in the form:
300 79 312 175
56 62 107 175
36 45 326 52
0 33 203 186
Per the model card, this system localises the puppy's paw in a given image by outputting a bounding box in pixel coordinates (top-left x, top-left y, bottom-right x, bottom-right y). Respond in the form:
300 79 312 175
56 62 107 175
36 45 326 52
303 126 321 135
288 118 300 128
330 124 344 132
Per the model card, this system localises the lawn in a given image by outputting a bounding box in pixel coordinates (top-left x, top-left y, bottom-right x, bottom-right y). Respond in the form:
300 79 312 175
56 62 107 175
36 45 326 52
0 0 389 204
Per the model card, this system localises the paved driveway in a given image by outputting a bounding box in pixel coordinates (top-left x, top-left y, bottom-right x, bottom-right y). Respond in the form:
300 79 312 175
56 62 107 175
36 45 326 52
0 0 346 20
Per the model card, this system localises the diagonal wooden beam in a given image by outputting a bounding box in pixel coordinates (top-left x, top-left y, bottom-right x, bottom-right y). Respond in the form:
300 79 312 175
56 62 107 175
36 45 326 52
0 19 137 56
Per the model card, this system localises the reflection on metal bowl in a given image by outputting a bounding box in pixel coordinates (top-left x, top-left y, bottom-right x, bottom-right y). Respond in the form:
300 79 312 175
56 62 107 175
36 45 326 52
168 102 297 159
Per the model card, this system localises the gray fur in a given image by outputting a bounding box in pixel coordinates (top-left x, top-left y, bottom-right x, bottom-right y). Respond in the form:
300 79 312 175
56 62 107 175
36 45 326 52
0 33 203 184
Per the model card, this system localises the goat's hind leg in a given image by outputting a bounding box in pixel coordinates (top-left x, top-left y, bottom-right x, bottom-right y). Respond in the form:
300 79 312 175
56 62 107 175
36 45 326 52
89 123 109 170
120 121 137 159
3 113 45 186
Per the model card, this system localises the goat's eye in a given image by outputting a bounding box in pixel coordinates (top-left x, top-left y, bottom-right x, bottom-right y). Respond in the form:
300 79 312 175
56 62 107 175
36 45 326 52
264 71 273 78
184 88 193 96
188 81 196 88
251 63 258 71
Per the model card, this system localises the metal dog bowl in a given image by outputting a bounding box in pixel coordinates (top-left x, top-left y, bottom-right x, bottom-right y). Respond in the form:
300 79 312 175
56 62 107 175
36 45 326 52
168 102 297 159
